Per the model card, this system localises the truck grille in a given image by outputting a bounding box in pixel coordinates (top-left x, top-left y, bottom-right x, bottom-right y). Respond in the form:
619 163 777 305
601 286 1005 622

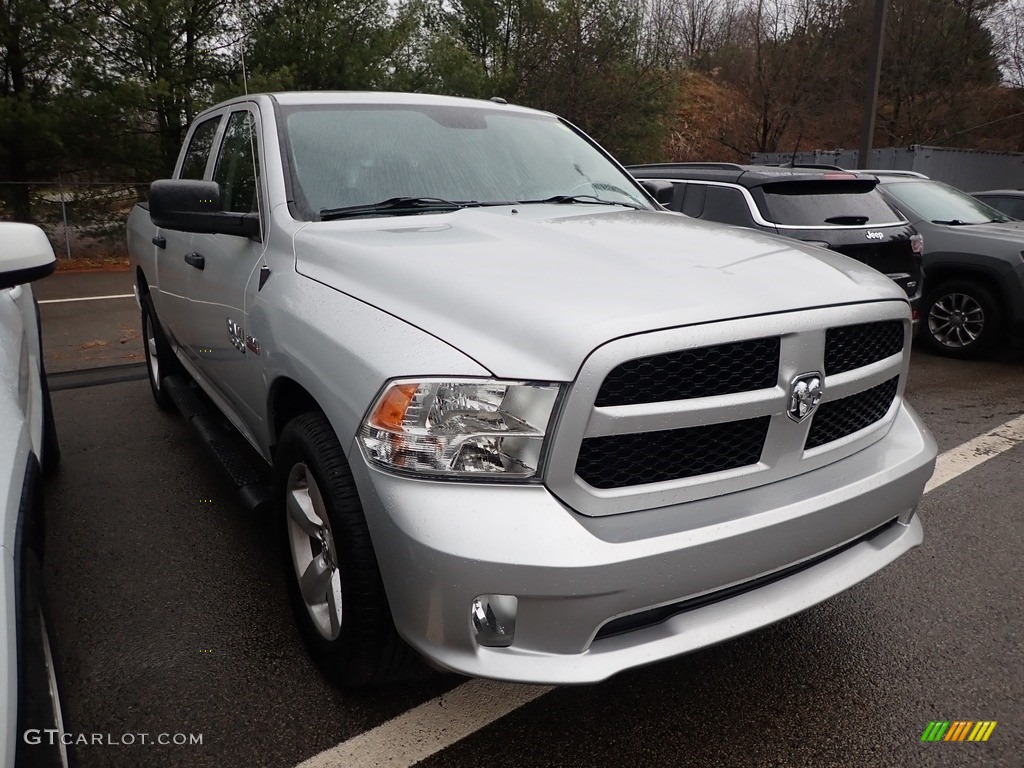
546 305 909 516
806 376 899 449
824 320 903 375
576 417 770 489
596 337 780 406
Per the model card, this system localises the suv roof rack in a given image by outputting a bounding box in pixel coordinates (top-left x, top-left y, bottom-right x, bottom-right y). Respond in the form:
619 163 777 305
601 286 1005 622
784 163 847 171
856 169 930 179
662 162 748 171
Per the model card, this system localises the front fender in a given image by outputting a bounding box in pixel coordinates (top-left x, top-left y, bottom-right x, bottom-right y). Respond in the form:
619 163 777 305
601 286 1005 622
923 250 1024 324
251 270 490 458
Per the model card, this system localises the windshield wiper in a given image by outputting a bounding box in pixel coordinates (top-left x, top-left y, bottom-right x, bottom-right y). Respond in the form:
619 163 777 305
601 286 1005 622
320 197 477 221
824 215 869 225
516 194 642 210
931 218 973 226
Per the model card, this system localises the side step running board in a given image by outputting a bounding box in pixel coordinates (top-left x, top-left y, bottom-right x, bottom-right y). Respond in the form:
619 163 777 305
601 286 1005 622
163 375 273 514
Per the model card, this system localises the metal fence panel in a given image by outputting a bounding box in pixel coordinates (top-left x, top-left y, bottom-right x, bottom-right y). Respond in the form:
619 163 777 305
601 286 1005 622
751 146 1024 191
0 181 145 263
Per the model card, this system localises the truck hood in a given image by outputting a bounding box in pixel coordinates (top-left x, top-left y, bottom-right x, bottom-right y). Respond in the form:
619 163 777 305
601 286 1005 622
293 206 905 380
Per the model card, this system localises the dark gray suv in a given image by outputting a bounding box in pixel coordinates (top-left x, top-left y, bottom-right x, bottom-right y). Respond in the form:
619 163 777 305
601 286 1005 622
627 163 924 319
866 174 1024 357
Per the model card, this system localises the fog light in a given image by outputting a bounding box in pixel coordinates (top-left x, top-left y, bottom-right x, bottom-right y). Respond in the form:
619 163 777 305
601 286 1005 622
471 595 517 648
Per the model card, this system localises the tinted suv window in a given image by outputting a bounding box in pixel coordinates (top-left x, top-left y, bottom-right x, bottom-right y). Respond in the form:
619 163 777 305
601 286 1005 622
179 116 221 179
214 110 260 214
759 180 901 226
680 183 706 217
703 186 751 226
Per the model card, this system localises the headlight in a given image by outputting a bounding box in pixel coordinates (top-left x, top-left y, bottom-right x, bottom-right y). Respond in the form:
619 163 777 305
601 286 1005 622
359 379 561 479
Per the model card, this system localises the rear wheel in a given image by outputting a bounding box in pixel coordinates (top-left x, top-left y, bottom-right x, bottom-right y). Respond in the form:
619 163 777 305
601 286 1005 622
141 293 181 409
276 412 418 687
920 279 1002 358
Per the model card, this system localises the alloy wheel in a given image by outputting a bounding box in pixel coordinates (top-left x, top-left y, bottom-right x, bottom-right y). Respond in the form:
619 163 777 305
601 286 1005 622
285 462 343 641
144 312 160 389
928 292 985 349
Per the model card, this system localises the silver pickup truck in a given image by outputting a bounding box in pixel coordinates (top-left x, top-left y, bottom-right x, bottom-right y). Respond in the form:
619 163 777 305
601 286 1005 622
126 92 936 687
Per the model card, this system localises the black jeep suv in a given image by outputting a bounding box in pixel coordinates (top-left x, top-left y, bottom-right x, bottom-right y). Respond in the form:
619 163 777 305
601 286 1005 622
626 163 924 318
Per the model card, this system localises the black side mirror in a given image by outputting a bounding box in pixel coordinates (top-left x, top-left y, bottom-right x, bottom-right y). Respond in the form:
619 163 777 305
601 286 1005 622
149 179 261 239
640 179 675 206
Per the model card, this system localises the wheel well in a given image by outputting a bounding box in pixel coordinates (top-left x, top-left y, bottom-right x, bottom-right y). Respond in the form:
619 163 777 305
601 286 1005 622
136 267 150 298
269 378 322 449
923 267 1005 311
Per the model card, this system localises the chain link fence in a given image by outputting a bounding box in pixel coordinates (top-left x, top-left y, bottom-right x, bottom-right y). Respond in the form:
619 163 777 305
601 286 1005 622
0 181 146 265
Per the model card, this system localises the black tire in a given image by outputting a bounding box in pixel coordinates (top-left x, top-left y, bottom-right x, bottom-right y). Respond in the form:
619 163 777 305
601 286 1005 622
920 279 1002 358
15 551 74 768
275 412 418 687
141 293 181 410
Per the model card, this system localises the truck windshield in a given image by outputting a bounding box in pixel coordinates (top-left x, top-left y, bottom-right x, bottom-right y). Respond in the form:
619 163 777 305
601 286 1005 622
279 104 652 219
884 180 1012 225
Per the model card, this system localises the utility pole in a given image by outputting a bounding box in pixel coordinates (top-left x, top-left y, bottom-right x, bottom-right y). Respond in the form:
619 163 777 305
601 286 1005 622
858 0 887 169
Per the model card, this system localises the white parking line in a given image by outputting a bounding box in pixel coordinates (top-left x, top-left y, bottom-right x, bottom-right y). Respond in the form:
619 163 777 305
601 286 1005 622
296 680 553 768
925 412 1024 493
296 412 1024 768
37 293 134 304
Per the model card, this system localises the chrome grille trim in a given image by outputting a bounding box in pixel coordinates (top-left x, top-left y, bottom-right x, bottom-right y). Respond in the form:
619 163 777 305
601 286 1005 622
545 302 911 517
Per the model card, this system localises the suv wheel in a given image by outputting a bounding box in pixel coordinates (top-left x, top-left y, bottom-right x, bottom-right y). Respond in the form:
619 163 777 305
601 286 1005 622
276 412 418 687
921 280 1002 358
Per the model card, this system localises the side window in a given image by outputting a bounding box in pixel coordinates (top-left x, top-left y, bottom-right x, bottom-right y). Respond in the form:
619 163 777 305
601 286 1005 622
213 110 260 215
703 187 752 226
990 197 1024 219
681 183 706 218
178 117 222 179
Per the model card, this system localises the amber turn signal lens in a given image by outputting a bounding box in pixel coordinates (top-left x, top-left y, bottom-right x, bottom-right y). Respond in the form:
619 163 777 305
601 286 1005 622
369 383 420 430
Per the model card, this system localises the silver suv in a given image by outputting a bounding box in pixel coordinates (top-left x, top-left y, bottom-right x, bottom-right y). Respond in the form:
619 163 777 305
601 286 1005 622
127 93 936 686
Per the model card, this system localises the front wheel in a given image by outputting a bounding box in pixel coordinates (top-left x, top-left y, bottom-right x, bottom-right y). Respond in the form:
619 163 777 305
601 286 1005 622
920 279 1002 358
276 412 418 687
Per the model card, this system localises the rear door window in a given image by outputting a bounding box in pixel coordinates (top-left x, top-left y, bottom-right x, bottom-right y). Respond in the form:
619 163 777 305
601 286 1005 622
703 186 752 226
758 180 902 226
681 183 706 217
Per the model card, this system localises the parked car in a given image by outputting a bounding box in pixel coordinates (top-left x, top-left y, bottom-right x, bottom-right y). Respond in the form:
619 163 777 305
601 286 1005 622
625 163 924 321
971 190 1024 220
860 174 1024 357
127 92 935 686
0 223 69 766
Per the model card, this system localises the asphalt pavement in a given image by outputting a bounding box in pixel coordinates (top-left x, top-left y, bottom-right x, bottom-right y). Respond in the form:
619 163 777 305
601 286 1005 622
35 272 1024 768
36 271 139 372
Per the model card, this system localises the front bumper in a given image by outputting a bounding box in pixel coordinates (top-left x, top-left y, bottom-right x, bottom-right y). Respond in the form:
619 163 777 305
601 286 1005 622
351 403 935 685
